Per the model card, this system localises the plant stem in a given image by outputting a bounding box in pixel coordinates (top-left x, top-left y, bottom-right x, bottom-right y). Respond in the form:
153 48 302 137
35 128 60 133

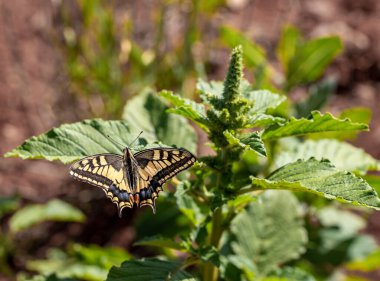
203 207 223 281
203 148 227 281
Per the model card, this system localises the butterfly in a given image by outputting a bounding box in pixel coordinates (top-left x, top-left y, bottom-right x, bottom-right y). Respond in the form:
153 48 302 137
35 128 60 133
69 144 196 217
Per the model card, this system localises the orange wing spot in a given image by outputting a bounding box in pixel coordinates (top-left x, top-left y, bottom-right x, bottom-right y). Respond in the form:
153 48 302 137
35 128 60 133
134 194 140 205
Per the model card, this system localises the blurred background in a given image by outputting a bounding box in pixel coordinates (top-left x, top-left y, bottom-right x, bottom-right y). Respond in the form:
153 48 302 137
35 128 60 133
1 0 380 280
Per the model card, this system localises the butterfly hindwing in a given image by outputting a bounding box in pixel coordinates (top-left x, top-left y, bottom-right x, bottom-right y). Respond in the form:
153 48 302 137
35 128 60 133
134 148 196 211
69 154 134 213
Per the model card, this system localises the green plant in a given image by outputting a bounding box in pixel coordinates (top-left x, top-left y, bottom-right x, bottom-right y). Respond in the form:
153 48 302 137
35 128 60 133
5 46 380 281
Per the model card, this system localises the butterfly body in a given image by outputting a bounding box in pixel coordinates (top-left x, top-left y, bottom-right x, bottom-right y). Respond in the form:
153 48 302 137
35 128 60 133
69 147 196 216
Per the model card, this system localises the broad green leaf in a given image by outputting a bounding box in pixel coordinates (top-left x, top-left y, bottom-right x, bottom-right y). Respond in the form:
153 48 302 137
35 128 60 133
306 207 377 264
224 131 266 157
276 25 301 73
311 107 372 140
134 235 186 251
27 244 129 281
286 36 343 89
247 113 286 128
9 199 85 233
106 258 198 281
346 249 380 271
244 90 286 114
174 181 205 226
262 111 368 140
71 244 131 269
294 79 335 118
362 175 380 195
250 158 380 209
267 267 316 281
231 191 307 276
160 90 209 131
122 89 197 153
220 26 267 69
197 79 224 103
4 119 146 164
28 260 106 281
273 139 379 174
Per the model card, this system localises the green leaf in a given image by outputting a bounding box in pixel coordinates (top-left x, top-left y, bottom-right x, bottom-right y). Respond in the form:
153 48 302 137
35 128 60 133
244 90 286 114
262 111 368 140
106 258 198 281
286 36 343 89
122 89 197 153
220 26 268 69
276 25 302 74
174 181 205 226
248 113 286 128
160 90 209 131
71 243 131 269
197 79 224 103
250 158 380 209
4 119 146 164
224 131 266 157
231 191 307 276
267 267 316 281
346 249 380 271
273 139 379 174
311 107 372 140
294 79 335 118
134 235 186 251
27 244 130 281
9 199 85 233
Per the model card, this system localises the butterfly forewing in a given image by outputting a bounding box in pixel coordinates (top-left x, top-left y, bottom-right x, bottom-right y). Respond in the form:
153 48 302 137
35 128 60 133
134 148 196 211
69 154 134 212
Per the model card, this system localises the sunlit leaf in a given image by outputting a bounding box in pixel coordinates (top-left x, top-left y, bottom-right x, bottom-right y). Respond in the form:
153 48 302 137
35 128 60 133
346 249 380 271
122 89 197 153
160 90 209 131
262 111 368 140
250 158 380 209
224 131 266 157
273 139 379 174
244 90 286 115
9 199 84 233
71 244 131 269
4 119 147 164
276 25 302 74
311 107 372 140
27 244 130 281
267 266 316 281
231 191 307 276
106 258 198 281
247 114 286 128
286 36 343 90
220 26 267 69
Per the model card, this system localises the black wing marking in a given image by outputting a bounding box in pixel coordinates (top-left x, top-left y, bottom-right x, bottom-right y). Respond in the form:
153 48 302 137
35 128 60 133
133 148 196 212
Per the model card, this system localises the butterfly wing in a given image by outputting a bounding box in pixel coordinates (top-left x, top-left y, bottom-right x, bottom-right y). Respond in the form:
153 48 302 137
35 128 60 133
69 154 134 215
134 148 196 212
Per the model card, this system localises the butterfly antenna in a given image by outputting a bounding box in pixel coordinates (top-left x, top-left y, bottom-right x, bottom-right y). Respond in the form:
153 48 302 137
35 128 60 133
106 135 125 149
128 131 143 148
